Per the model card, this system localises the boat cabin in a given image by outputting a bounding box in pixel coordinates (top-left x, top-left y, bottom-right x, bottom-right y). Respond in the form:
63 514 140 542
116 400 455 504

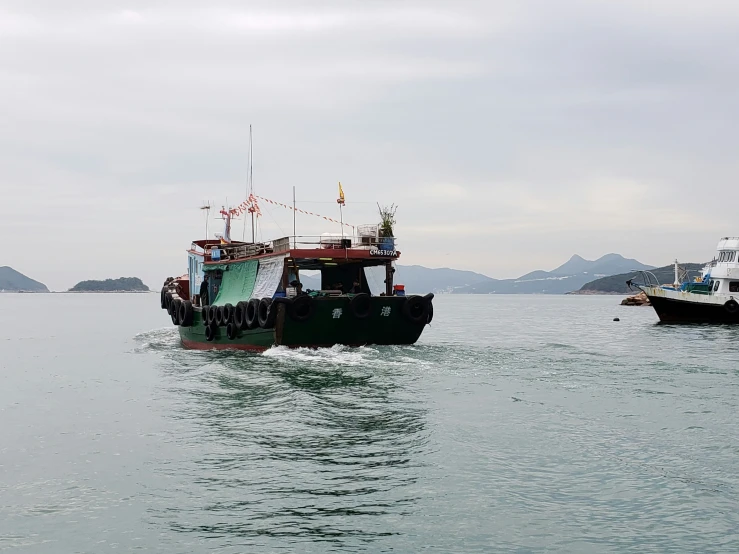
675 237 739 295
186 231 401 307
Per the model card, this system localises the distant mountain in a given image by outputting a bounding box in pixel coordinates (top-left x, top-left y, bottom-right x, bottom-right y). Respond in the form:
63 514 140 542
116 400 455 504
294 254 653 295
69 277 149 292
453 253 654 294
577 263 705 294
297 265 494 294
552 253 652 277
394 265 495 294
0 266 49 292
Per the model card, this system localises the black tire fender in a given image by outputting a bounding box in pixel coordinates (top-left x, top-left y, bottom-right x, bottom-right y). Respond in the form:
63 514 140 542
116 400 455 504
258 298 275 328
725 299 739 314
349 293 371 319
246 298 260 330
179 300 194 327
206 304 217 326
215 306 225 327
402 295 429 324
205 323 216 342
226 321 238 340
223 303 234 324
234 301 247 330
160 287 167 309
424 293 435 324
171 298 182 325
289 296 314 322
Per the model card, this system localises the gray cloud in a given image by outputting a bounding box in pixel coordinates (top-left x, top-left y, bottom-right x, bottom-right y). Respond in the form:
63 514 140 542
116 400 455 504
2 1 738 289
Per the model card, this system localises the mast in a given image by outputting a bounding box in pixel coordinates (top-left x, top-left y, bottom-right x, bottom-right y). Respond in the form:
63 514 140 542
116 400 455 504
250 125 255 244
674 259 680 288
242 125 255 243
293 186 297 248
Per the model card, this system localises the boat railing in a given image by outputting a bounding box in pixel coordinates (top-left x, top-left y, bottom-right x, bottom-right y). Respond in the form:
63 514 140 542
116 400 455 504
203 242 275 262
289 235 398 251
202 235 398 263
627 270 661 291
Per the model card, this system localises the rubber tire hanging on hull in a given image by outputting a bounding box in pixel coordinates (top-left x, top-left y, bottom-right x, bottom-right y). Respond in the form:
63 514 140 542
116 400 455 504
258 298 276 329
226 322 238 340
234 301 247 330
349 293 371 319
205 323 217 342
402 295 430 324
171 299 182 325
725 299 739 314
246 298 260 330
178 300 194 327
215 306 225 327
223 303 234 324
207 305 217 326
289 296 314 322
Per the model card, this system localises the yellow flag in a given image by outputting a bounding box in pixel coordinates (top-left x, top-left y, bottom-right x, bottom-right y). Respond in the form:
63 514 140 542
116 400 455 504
338 181 345 205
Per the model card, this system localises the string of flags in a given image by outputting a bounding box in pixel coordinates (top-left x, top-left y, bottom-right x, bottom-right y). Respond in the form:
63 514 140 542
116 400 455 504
228 193 262 218
253 194 354 229
222 186 353 229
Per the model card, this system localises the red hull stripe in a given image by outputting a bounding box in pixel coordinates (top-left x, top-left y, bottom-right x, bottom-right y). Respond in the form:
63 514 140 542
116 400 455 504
180 338 269 352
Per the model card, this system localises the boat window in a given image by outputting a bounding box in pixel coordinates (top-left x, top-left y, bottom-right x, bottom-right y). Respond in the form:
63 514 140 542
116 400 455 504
731 282 739 293
731 252 736 262
714 280 720 292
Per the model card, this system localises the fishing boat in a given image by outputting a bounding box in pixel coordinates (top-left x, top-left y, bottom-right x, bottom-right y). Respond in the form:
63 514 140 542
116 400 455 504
159 198 434 351
630 237 739 323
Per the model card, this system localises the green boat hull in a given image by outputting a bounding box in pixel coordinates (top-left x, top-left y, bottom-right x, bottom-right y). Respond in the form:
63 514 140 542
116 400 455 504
177 296 429 351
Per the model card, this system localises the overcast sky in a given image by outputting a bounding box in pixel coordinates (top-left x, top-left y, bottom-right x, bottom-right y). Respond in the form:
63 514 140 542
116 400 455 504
3 0 739 290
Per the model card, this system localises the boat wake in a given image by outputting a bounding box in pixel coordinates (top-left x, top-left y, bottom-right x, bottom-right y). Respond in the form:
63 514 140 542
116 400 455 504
133 327 180 351
261 344 436 371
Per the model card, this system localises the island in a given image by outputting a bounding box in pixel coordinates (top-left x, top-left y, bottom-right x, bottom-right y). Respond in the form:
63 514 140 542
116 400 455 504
69 277 150 292
0 266 49 292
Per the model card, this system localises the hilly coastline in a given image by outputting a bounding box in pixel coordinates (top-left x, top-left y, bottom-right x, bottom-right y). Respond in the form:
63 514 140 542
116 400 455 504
450 254 653 295
576 263 705 294
298 255 653 295
0 266 49 292
69 277 149 292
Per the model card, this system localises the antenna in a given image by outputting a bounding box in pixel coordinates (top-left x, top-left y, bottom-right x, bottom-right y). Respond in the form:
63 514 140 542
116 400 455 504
199 202 211 238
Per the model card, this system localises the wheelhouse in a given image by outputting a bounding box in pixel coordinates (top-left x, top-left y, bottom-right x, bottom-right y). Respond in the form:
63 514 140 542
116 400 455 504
187 234 401 307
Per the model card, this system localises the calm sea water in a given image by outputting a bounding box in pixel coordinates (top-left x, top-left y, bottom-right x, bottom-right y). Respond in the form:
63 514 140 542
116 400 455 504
1 293 738 553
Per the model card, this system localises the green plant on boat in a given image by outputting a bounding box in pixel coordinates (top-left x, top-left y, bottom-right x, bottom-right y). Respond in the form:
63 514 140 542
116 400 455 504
378 203 397 237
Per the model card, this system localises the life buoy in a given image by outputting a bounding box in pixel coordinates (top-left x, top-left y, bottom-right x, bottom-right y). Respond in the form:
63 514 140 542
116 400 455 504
226 321 238 340
215 306 225 326
179 300 194 327
289 296 314 322
234 301 247 330
725 299 739 314
171 298 182 325
246 298 260 329
223 303 234 324
258 298 275 328
349 293 371 319
402 295 429 324
205 323 216 342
